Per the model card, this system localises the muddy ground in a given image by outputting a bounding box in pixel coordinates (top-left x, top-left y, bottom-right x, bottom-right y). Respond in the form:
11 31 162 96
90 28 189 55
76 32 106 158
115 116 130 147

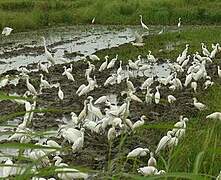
0 47 220 178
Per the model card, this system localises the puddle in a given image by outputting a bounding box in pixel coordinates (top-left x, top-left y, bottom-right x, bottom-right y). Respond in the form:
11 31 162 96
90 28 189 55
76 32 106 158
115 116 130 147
0 25 178 74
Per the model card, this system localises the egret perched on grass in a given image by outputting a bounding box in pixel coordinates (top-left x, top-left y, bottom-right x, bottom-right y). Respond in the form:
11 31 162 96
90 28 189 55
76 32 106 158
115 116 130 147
193 97 206 111
206 112 221 121
155 131 173 154
137 166 158 176
127 147 149 158
139 15 149 31
89 54 100 61
177 17 181 28
107 54 118 69
132 115 146 130
99 55 109 72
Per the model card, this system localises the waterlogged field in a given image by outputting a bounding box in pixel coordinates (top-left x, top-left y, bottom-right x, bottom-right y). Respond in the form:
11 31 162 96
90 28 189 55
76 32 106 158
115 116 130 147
0 24 221 179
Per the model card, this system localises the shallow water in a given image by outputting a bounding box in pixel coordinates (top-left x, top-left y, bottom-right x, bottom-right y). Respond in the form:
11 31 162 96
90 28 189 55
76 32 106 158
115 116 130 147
0 25 177 74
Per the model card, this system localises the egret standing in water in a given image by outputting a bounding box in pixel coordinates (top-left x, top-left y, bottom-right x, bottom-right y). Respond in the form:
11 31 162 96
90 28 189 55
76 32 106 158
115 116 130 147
42 36 56 65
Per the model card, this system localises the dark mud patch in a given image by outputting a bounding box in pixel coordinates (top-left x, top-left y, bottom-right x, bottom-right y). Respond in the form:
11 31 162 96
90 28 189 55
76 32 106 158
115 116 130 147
0 57 220 176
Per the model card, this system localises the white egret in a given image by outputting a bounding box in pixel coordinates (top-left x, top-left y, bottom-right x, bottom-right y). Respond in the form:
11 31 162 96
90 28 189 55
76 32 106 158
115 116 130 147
104 74 117 86
107 126 116 141
131 32 144 47
91 17 96 24
2 27 13 36
2 159 13 178
168 95 176 104
193 98 206 111
40 74 51 89
201 43 210 57
154 86 160 104
78 100 88 122
58 83 64 100
117 60 123 75
66 64 73 73
26 76 38 95
89 54 100 61
137 166 158 176
42 36 55 65
191 81 197 92
218 66 221 78
62 66 75 82
127 147 149 158
155 131 173 154
145 88 153 104
184 73 192 87
99 55 109 72
168 136 179 148
177 17 181 28
132 115 146 130
147 51 156 62
126 77 136 92
128 59 139 70
76 84 86 95
94 95 108 105
53 156 68 167
107 54 118 69
0 75 9 88
206 112 221 121
87 96 103 119
139 15 149 30
38 61 49 73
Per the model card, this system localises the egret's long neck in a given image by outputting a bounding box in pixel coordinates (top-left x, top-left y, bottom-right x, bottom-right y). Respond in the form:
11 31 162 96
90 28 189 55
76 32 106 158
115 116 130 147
55 158 61 166
43 39 47 52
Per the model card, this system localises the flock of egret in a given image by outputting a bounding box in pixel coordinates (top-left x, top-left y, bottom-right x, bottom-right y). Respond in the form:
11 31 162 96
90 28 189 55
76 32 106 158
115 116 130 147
0 16 221 179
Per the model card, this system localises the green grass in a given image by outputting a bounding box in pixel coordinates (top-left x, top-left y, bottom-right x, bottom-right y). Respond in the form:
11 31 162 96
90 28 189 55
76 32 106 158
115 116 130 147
1 0 221 31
